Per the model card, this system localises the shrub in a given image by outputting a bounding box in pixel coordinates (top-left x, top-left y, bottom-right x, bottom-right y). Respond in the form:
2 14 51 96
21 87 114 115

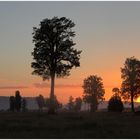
108 95 124 112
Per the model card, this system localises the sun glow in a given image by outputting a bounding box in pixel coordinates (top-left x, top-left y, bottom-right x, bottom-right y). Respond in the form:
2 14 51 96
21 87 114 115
136 97 140 102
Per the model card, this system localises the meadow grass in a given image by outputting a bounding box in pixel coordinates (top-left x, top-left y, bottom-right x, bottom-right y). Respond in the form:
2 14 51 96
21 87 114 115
0 111 139 138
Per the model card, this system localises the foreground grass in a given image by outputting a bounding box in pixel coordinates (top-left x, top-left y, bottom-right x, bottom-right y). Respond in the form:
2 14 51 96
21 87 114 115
0 111 139 138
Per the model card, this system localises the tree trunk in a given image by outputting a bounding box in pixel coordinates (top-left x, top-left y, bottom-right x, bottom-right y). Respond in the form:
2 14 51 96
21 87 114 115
131 93 135 113
90 104 97 112
48 74 55 114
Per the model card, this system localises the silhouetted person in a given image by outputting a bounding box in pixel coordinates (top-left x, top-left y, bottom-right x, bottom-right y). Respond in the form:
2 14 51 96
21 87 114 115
9 96 15 112
15 90 22 112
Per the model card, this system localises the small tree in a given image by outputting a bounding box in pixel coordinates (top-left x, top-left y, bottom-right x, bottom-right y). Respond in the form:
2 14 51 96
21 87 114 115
83 75 105 112
112 87 121 97
15 90 22 112
74 97 82 112
9 96 15 112
45 98 51 109
108 88 124 112
36 94 45 111
31 17 82 113
21 98 27 112
121 57 140 112
68 96 74 111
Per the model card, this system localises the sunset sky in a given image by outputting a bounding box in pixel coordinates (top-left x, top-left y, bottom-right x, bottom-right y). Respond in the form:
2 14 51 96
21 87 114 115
0 1 140 103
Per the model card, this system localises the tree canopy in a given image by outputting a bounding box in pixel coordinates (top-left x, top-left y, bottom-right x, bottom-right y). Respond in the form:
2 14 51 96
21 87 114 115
112 87 121 97
83 75 105 112
121 56 140 112
31 17 81 80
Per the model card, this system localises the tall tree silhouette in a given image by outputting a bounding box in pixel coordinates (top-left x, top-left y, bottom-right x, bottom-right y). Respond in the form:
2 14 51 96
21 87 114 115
31 17 81 113
83 75 105 112
121 57 140 112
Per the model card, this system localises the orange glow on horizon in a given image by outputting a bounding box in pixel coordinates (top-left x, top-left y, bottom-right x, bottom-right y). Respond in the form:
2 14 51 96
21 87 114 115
0 66 124 104
0 84 120 104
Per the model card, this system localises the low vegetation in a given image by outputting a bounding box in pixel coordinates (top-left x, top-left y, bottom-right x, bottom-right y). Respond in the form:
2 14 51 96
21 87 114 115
0 112 140 138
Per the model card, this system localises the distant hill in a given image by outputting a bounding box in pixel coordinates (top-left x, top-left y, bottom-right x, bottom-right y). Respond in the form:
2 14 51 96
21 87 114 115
0 96 140 111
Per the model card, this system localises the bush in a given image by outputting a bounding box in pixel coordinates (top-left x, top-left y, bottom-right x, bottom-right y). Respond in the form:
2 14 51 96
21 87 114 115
108 95 124 112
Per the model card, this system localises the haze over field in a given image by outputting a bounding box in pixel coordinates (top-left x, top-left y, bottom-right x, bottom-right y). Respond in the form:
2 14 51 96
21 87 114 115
0 1 140 103
0 96 140 111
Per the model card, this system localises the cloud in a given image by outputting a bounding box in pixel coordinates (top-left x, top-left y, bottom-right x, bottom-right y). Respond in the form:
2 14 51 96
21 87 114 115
0 86 28 89
33 83 81 88
33 83 120 90
33 83 50 88
56 84 81 88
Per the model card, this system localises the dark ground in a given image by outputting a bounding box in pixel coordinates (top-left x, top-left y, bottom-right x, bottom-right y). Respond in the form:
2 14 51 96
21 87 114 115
0 111 139 138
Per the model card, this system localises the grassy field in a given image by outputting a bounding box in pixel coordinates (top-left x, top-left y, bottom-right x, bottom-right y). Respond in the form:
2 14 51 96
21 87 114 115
0 111 139 138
